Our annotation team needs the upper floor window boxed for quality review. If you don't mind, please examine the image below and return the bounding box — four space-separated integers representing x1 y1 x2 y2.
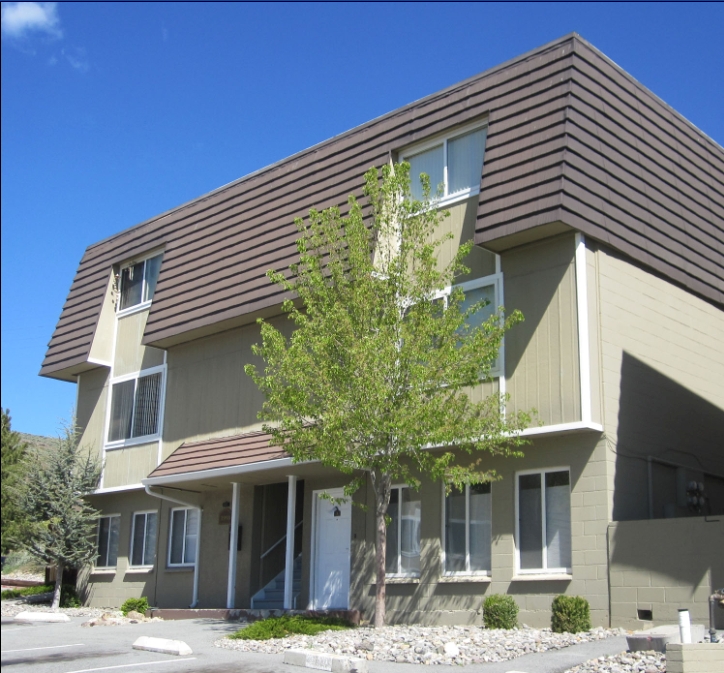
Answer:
106 365 166 447
435 272 503 377
401 122 488 205
117 253 163 313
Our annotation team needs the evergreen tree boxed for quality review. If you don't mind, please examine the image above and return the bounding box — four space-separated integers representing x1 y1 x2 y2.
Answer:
1 408 28 554
11 425 101 609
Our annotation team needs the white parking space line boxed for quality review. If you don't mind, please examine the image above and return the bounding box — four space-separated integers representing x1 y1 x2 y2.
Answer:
2 643 85 654
66 659 197 673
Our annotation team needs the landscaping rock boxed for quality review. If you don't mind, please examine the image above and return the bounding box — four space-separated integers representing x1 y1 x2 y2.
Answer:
217 624 626 666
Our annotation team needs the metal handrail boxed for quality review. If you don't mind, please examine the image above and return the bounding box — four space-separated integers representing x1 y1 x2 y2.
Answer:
260 520 303 560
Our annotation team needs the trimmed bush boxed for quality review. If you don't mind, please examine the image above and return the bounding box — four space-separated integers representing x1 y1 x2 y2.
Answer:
121 596 150 616
230 615 353 640
483 594 518 629
1 584 53 599
551 595 591 633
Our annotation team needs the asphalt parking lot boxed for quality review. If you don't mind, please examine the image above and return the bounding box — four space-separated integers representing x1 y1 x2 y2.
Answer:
0 616 284 673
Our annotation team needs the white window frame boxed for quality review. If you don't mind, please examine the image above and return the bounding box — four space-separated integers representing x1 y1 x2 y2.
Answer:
95 514 121 569
514 467 572 575
434 272 504 378
116 250 163 317
386 484 421 578
167 507 199 568
399 119 488 209
130 510 158 569
441 482 492 576
104 363 166 450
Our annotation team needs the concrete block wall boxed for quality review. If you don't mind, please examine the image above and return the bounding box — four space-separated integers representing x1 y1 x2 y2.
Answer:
608 518 724 629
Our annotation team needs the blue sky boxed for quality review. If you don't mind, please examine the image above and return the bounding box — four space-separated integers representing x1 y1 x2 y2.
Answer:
2 2 723 437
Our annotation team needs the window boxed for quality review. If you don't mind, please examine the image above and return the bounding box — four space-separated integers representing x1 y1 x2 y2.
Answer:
401 123 488 204
117 253 163 312
385 486 421 576
516 469 571 573
96 515 120 568
435 273 503 377
168 508 199 567
130 511 158 567
107 365 165 445
444 482 491 574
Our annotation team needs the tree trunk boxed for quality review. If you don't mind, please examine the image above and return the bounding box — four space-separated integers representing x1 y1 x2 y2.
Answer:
373 473 392 628
51 561 63 611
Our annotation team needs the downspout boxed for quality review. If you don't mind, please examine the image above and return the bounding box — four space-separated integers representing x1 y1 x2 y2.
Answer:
144 485 203 608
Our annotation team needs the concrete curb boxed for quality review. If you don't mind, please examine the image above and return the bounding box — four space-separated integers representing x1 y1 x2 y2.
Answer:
14 611 70 623
132 636 193 656
627 624 706 653
284 648 368 672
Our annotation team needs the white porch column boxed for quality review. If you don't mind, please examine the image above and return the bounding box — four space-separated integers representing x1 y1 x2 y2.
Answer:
283 475 297 609
226 482 241 609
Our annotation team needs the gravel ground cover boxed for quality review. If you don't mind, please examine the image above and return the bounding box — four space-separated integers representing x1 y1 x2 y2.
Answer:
1 599 121 619
217 624 626 666
563 651 666 673
1 572 46 582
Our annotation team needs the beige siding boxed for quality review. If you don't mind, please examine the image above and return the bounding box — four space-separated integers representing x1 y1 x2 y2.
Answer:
437 196 497 282
161 315 294 459
88 275 116 365
586 243 603 426
503 234 581 426
76 367 109 462
113 310 165 377
596 246 724 521
103 443 158 488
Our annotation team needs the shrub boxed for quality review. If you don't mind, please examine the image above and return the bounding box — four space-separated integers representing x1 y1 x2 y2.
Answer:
483 594 519 629
230 615 353 640
1 584 53 599
551 595 591 633
60 584 81 608
121 596 150 616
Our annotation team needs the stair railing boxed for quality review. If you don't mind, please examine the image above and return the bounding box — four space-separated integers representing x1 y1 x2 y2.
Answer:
260 520 303 559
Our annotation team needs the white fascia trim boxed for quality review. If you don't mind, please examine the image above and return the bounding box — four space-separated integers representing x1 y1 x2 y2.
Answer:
92 483 146 494
87 357 112 367
143 422 603 489
575 233 592 425
520 421 603 437
142 456 299 486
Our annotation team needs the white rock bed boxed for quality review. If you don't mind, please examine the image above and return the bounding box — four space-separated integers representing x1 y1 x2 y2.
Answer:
216 625 626 666
1 600 122 619
564 651 666 673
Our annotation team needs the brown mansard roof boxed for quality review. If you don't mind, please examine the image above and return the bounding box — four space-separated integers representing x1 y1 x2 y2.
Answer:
146 431 289 480
41 33 724 380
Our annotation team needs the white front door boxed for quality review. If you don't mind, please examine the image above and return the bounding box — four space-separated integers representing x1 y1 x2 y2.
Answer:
312 488 351 609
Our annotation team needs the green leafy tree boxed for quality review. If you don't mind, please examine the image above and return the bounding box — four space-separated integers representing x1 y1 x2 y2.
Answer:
11 425 101 610
246 163 531 627
1 408 28 554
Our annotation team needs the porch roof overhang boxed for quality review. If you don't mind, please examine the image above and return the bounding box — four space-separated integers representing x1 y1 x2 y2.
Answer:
142 430 336 489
